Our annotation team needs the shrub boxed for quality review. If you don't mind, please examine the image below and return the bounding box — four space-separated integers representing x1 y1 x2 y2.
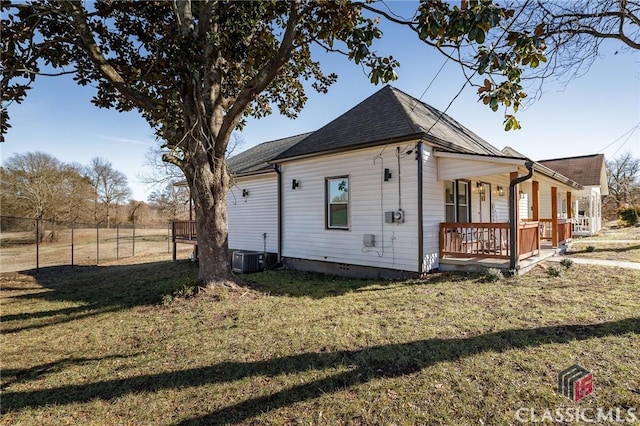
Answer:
617 206 640 226
162 279 200 305
546 265 562 277
559 258 574 269
483 268 504 282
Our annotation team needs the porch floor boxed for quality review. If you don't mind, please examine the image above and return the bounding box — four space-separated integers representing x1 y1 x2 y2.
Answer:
438 246 561 275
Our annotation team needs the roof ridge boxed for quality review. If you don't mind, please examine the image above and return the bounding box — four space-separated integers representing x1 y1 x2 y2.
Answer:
538 153 604 162
386 86 427 135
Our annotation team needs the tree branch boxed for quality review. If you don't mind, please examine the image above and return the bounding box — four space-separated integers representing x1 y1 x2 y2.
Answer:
216 1 301 156
59 1 160 112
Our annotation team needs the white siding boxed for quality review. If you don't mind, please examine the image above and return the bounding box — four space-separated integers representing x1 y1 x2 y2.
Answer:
421 147 442 271
227 173 278 253
281 144 420 272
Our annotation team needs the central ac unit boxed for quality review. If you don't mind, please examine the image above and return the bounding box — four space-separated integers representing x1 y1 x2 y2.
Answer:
232 251 263 273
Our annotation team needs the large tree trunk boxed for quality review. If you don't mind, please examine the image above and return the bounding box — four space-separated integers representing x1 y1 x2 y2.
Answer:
190 150 235 287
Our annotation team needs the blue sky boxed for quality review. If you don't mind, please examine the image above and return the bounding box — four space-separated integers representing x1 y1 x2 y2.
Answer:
2 5 639 201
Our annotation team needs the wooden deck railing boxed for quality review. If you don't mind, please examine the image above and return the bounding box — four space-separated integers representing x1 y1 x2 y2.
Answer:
172 220 197 242
440 222 509 259
530 218 572 246
439 222 540 260
558 219 572 244
518 221 540 260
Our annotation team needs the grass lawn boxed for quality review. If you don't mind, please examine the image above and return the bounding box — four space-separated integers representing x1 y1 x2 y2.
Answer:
565 242 640 263
1 261 639 425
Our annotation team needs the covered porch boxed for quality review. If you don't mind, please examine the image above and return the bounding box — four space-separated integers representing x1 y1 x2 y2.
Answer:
571 189 603 236
434 151 582 274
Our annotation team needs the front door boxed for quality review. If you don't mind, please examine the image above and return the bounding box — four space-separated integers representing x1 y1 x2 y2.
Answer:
478 182 491 222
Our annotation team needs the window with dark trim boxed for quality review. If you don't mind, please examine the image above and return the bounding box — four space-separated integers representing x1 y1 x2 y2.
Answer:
326 176 349 229
444 180 470 222
445 181 455 222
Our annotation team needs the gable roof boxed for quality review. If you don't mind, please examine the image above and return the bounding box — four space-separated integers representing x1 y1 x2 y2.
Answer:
537 154 606 187
274 85 504 161
227 132 312 175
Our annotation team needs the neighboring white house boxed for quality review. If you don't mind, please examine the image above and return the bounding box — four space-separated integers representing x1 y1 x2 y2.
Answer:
175 85 588 277
537 154 608 236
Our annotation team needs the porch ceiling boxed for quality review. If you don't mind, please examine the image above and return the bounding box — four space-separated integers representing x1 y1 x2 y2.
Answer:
433 151 583 191
436 155 520 181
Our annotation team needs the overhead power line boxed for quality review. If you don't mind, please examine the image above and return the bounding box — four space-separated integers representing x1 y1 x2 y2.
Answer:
597 122 640 153
610 125 640 157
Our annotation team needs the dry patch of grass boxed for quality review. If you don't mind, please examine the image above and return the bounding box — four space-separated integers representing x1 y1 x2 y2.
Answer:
577 225 640 242
1 263 639 425
566 243 640 263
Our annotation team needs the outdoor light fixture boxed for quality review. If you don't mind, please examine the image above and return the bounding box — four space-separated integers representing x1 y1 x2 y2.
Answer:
384 168 392 181
497 186 504 196
242 189 249 198
292 179 300 190
520 190 526 199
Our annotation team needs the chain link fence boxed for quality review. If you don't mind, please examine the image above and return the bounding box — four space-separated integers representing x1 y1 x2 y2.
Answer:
1 216 176 273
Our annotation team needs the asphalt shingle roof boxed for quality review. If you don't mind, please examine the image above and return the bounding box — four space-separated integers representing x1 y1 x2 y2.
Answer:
274 85 504 160
538 154 605 186
227 132 312 174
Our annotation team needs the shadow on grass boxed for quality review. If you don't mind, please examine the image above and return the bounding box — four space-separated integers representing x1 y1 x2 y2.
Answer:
0 261 199 333
1 353 138 391
243 270 482 299
2 317 638 423
568 244 640 255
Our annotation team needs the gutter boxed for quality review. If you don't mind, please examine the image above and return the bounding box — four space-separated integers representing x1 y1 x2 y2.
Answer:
275 164 283 263
417 141 424 274
509 160 534 271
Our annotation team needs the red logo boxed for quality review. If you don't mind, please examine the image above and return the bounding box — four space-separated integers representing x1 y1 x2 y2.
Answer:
559 365 593 401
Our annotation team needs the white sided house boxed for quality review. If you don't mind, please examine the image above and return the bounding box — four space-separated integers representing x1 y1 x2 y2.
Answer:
537 155 608 236
173 86 591 277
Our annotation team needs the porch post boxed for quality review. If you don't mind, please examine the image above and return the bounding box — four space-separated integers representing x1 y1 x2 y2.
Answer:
551 186 558 247
566 191 573 239
532 180 539 221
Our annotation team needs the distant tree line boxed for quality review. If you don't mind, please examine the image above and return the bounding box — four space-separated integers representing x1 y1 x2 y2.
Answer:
604 152 640 224
1 152 191 232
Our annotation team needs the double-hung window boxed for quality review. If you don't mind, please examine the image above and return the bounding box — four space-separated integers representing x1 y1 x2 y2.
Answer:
444 180 470 222
326 176 349 229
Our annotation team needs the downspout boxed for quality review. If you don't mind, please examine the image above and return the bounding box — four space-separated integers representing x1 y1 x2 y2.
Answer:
509 160 534 271
417 141 424 274
275 164 283 263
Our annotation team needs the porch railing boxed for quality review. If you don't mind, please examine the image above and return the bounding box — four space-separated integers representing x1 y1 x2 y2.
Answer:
172 220 197 242
439 222 540 260
518 221 540 260
558 219 572 244
532 218 572 246
572 217 591 234
537 218 553 241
